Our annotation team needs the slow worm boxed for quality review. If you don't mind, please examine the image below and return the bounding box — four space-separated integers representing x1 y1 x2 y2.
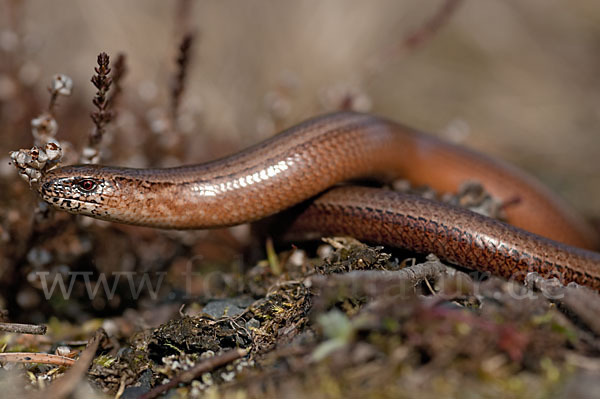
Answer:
37 112 600 289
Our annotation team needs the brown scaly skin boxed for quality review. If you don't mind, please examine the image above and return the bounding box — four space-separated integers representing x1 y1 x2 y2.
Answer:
290 186 600 290
38 112 600 289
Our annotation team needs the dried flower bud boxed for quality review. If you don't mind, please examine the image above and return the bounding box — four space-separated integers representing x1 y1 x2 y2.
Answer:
10 140 63 185
45 141 62 161
37 150 48 163
9 151 21 163
80 147 100 164
31 113 58 142
24 167 41 182
28 157 46 170
21 152 32 166
51 74 73 96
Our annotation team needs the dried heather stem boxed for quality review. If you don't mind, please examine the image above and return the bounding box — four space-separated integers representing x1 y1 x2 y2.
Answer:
89 52 113 146
47 74 73 116
366 0 464 77
403 0 463 50
82 52 117 164
170 32 196 126
10 74 69 185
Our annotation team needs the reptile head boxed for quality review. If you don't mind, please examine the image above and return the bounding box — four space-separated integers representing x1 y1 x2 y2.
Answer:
38 165 116 218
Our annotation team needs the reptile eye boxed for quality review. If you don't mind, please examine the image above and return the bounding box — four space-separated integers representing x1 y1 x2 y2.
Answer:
77 179 97 192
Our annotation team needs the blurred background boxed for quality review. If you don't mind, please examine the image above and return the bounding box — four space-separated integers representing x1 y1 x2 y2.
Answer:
1 0 599 217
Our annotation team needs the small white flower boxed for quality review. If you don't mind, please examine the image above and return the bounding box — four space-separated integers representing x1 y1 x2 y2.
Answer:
31 113 58 138
51 74 73 96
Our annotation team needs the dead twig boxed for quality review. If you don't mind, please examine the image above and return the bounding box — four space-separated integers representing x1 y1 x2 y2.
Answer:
308 256 450 311
26 329 107 399
0 352 74 367
308 256 449 299
367 0 464 77
0 322 47 335
137 348 248 399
